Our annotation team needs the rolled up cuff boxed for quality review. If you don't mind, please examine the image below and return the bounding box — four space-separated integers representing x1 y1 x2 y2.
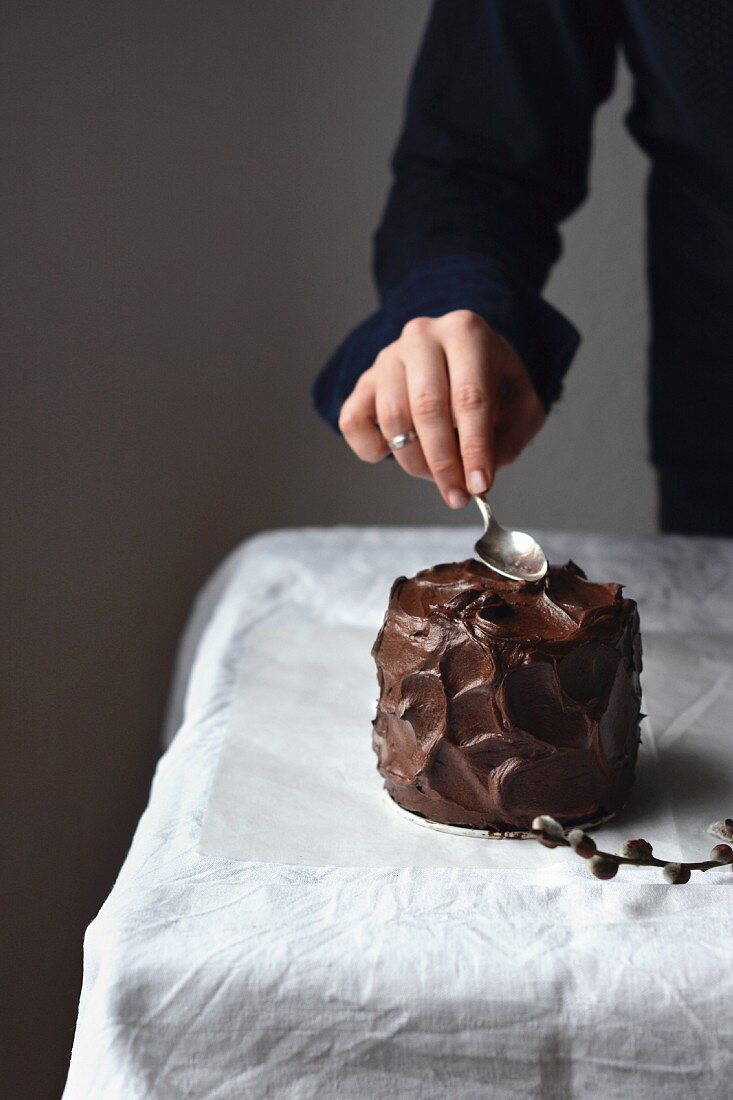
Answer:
312 253 580 432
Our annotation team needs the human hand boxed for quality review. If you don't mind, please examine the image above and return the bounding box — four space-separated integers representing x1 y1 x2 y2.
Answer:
338 310 547 508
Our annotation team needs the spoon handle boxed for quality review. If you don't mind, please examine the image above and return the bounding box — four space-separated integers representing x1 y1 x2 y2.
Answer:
473 493 492 531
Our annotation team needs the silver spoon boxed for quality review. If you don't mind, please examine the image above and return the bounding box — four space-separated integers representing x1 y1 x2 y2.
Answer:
473 495 548 583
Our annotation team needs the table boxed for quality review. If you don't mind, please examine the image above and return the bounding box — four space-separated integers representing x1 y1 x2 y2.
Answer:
64 528 733 1100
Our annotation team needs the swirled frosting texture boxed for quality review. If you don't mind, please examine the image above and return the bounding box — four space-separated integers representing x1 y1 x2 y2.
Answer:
372 560 642 832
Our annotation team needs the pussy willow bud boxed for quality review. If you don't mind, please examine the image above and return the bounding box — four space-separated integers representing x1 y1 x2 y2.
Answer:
710 843 733 865
662 862 691 885
568 829 596 858
619 838 654 860
587 855 618 880
531 815 563 838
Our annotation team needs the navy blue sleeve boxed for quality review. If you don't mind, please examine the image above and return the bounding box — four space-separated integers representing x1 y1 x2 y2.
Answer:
313 0 619 430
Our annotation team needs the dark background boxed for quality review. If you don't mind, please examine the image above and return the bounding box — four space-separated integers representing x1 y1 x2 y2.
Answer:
1 3 651 1095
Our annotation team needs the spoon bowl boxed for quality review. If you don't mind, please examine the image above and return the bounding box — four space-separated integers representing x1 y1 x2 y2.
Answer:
473 495 548 584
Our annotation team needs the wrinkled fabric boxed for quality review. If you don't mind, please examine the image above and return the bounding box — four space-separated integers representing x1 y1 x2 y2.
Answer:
65 528 733 1100
199 612 729 873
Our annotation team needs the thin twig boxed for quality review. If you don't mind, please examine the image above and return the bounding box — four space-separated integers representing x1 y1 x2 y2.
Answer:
530 815 733 883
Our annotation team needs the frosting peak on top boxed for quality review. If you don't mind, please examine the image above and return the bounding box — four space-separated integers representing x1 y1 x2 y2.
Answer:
390 559 628 645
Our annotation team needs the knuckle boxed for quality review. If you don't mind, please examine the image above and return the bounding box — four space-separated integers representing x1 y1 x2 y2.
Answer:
338 404 362 436
396 455 424 478
377 401 406 428
443 309 485 333
355 436 386 463
353 368 374 392
411 390 445 421
430 455 460 478
460 440 490 462
453 382 488 412
401 315 432 340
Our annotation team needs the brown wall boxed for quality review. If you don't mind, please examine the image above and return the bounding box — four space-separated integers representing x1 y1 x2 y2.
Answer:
1 3 651 1096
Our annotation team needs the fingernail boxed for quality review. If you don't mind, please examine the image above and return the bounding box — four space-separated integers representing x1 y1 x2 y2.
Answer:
468 469 489 495
448 489 469 509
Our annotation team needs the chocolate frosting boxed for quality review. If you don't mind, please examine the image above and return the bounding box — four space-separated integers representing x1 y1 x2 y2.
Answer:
372 559 642 832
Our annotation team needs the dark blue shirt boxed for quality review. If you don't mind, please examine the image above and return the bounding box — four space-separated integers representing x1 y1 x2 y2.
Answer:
312 1 733 469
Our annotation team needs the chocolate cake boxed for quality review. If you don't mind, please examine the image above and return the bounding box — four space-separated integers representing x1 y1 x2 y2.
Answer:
372 559 642 835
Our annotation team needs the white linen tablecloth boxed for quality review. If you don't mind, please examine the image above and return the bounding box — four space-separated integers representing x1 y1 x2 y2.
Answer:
65 527 733 1100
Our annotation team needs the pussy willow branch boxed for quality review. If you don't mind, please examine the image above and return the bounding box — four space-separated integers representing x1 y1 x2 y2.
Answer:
531 815 733 883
